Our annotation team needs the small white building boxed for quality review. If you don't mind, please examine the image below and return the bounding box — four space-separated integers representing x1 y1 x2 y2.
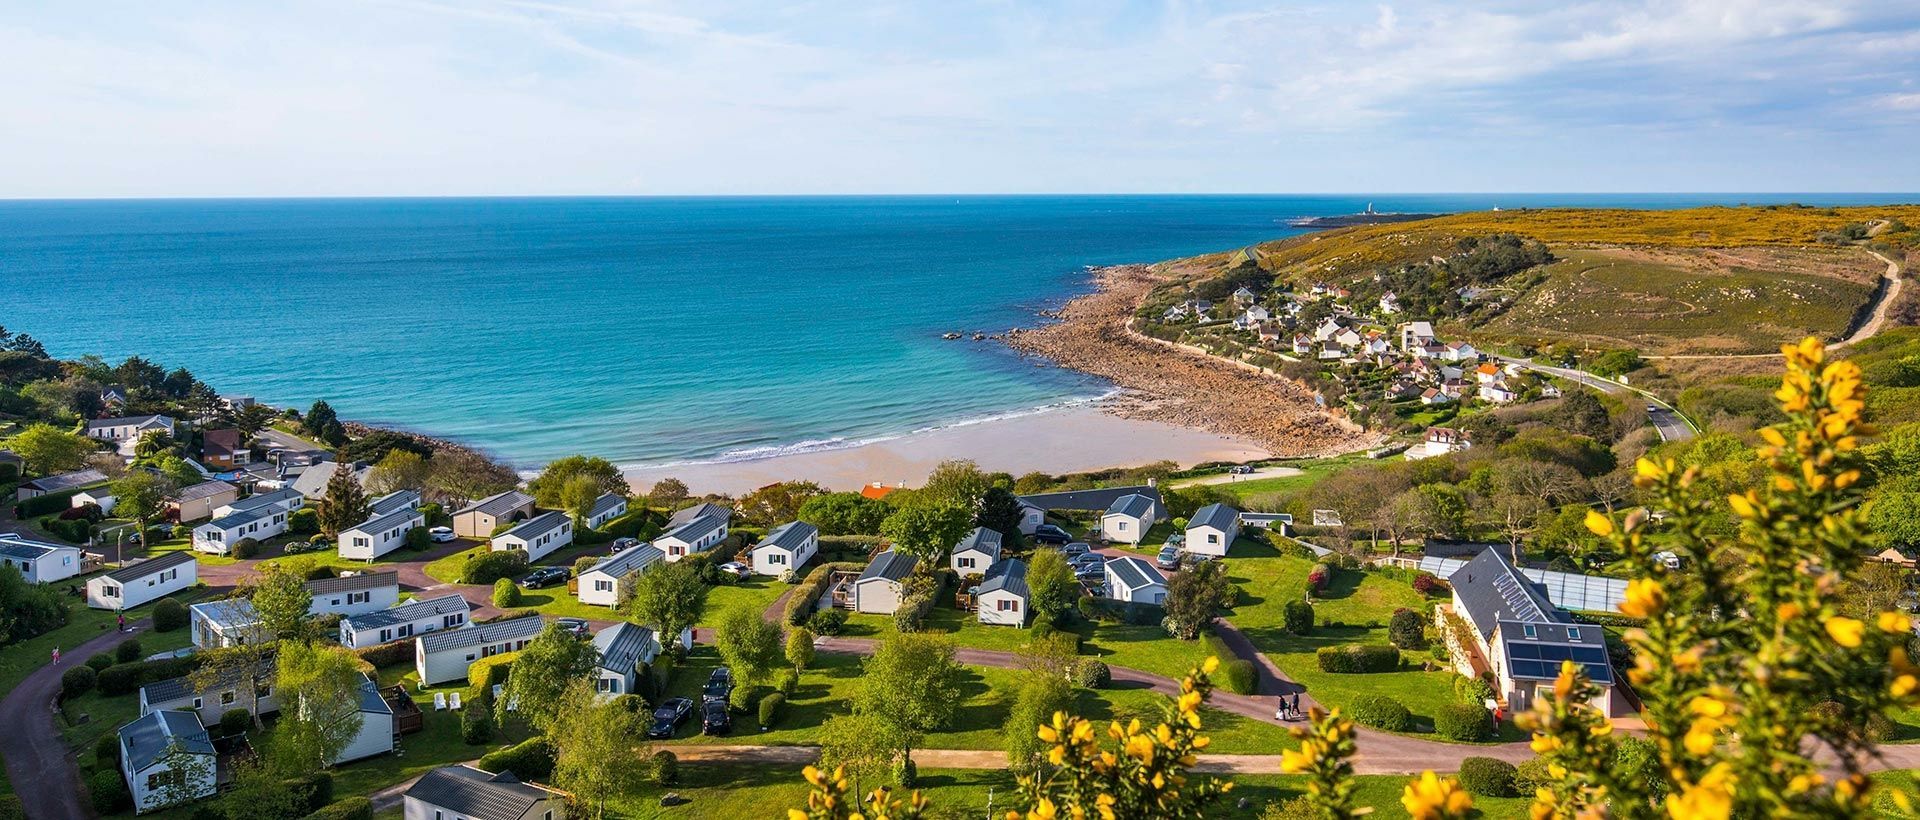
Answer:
1183 503 1241 558
950 527 1003 576
491 511 573 563
656 502 732 562
0 535 85 584
750 520 818 577
1104 556 1168 605
71 488 118 515
139 658 279 724
307 571 402 617
576 544 664 607
583 493 629 530
403 765 566 820
338 504 427 562
415 615 546 687
853 550 917 615
327 675 397 765
88 552 196 611
591 622 662 697
189 598 269 649
191 489 305 555
87 415 178 457
1441 341 1479 362
975 558 1029 627
1100 494 1158 545
339 594 471 650
1408 427 1473 460
119 710 216 813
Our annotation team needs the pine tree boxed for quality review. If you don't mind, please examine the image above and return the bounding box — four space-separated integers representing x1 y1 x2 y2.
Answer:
316 462 370 538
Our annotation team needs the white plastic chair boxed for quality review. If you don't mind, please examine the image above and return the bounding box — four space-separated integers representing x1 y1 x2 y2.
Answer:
433 693 447 711
493 684 506 702
449 691 462 711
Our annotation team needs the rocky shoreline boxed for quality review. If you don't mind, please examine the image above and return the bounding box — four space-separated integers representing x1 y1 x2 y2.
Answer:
1004 264 1373 456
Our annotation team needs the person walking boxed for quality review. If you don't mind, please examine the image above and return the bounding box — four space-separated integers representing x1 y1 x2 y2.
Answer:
117 612 126 633
1275 697 1287 722
50 645 60 665
1290 692 1302 720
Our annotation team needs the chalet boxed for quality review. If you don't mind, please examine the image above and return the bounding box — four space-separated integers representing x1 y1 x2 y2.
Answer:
1161 303 1189 322
1100 493 1158 545
172 480 240 523
1445 549 1617 717
591 622 662 697
1313 317 1345 342
1292 335 1315 356
1104 556 1168 605
975 558 1029 627
1384 381 1423 401
576 544 664 607
139 659 278 724
1440 379 1467 400
415 615 545 687
950 527 1003 576
1018 485 1166 534
1183 503 1241 557
451 490 536 538
87 415 178 456
1362 331 1394 357
193 500 296 555
307 571 402 617
87 552 196 611
656 502 731 562
368 490 421 517
189 599 269 649
853 550 917 615
1416 341 1448 360
119 710 216 813
750 521 818 577
491 511 573 563
0 535 84 584
1481 381 1520 404
14 468 107 501
1419 388 1452 406
339 502 427 562
403 765 566 820
1333 327 1364 349
1408 427 1473 460
1257 323 1283 344
1441 341 1479 362
325 674 398 764
1232 286 1257 305
339 594 470 650
583 493 629 530
200 429 249 469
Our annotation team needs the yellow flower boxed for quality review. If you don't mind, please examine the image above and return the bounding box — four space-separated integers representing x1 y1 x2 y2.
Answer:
1892 673 1918 699
1619 578 1665 618
1726 492 1759 519
1665 765 1735 820
1202 656 1220 675
1401 771 1473 819
1583 509 1614 537
1826 617 1866 648
1777 602 1803 621
1880 611 1912 634
1280 749 1312 774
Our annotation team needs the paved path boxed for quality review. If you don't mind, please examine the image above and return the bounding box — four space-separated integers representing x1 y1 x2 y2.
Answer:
1172 466 1305 488
0 617 156 820
1494 356 1696 442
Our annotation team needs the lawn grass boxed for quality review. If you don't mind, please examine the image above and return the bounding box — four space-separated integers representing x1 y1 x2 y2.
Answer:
0 584 208 692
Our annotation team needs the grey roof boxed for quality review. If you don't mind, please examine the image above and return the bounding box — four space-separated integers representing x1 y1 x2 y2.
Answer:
456 490 535 518
417 615 546 655
1414 556 1627 613
1446 549 1563 639
954 527 1003 557
666 502 731 529
1104 493 1157 519
141 658 274 706
859 550 917 584
1018 485 1165 518
0 536 78 562
119 710 213 772
1422 538 1501 560
306 570 399 596
356 674 393 715
1188 503 1240 532
344 594 471 632
1497 621 1613 685
585 544 664 579
977 559 1028 598
661 502 730 542
87 414 173 431
346 505 425 537
369 490 421 517
188 598 259 631
0 449 22 464
175 479 238 503
757 521 817 552
405 765 558 820
226 488 303 514
498 510 568 542
21 468 108 493
587 493 628 519
593 622 657 674
103 550 195 583
205 505 273 532
1105 556 1165 591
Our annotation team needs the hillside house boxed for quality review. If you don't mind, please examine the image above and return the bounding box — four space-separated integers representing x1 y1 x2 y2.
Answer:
1408 427 1473 460
87 415 178 456
200 429 249 469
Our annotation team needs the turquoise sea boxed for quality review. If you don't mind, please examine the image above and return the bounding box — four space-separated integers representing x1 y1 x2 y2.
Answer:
1 194 1912 469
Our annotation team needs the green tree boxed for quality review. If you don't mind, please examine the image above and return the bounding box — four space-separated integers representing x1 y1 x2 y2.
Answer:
145 454 203 488
627 560 707 660
1163 558 1231 640
559 474 603 522
817 712 895 791
918 459 993 507
1554 388 1615 441
550 680 653 819
498 623 599 733
425 447 520 505
853 633 963 768
976 487 1024 545
715 606 784 686
146 745 216 811
1005 674 1074 770
528 455 624 508
315 462 370 538
4 423 94 474
133 430 174 459
879 503 974 562
251 562 315 642
786 626 816 673
1025 549 1077 626
109 470 174 539
648 477 690 509
739 480 825 528
1397 483 1468 539
274 642 367 768
303 400 343 444
233 403 277 437
365 449 429 495
1869 491 1920 551
796 492 891 535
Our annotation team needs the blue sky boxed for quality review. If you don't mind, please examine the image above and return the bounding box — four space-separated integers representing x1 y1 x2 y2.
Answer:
3 0 1918 196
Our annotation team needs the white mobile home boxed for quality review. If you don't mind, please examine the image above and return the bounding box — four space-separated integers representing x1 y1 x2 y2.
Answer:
338 505 426 561
975 559 1029 627
88 552 196 611
327 675 396 764
403 765 566 820
1100 494 1159 545
853 550 917 615
0 535 84 584
119 710 216 814
139 659 279 724
306 571 402 617
189 599 269 649
491 511 573 563
1104 556 1168 605
339 594 471 650
584 493 629 530
656 502 732 561
1183 503 1241 558
576 544 664 607
950 527 1002 576
592 622 662 697
750 521 818 577
191 489 304 555
414 615 547 687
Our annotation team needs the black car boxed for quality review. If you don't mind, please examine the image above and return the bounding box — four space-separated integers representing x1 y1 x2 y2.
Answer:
703 667 733 702
1032 524 1072 545
554 618 590 638
646 697 694 739
702 699 732 735
518 566 569 589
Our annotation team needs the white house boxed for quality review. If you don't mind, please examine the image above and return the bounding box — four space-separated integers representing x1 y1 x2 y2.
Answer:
139 658 279 724
1240 512 1293 535
338 504 427 561
491 511 573 563
1408 427 1473 460
189 598 269 649
1441 341 1479 362
88 552 196 611
307 571 402 617
288 460 370 503
1183 503 1241 558
328 675 397 764
584 493 629 530
1445 549 1618 717
1104 556 1168 605
656 502 732 562
750 521 818 577
403 765 566 820
950 527 1003 576
592 622 662 697
1018 486 1166 536
575 544 664 607
452 490 536 538
191 489 305 555
975 559 1029 627
368 489 421 517
0 535 84 584
339 594 471 650
1398 321 1436 351
72 488 118 515
1100 494 1158 545
119 710 216 813
415 615 546 687
87 415 178 457
1481 381 1520 404
853 550 917 615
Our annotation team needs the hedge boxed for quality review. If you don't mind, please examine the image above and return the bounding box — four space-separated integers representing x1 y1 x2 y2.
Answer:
16 487 88 518
42 517 91 543
1433 703 1493 741
1072 659 1111 689
785 562 866 625
86 654 114 671
303 797 373 820
86 770 130 814
233 537 261 559
477 736 555 781
288 508 319 534
463 549 529 584
60 665 97 699
651 750 679 786
1218 659 1257 695
893 590 938 633
758 692 786 728
807 608 847 636
1570 611 1648 629
1315 644 1401 674
97 654 203 696
602 508 660 540
467 652 519 690
1387 608 1426 649
1451 674 1495 705
1349 694 1413 732
461 699 494 745
286 772 334 814
1456 757 1517 797
353 639 415 670
152 598 189 632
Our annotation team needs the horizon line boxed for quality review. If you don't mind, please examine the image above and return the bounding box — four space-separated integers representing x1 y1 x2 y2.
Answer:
3 191 1920 204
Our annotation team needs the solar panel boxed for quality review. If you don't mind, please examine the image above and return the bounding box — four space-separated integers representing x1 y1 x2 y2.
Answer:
1416 556 1627 613
1571 647 1608 663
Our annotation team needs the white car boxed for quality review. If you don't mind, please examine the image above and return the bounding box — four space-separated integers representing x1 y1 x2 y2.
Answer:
718 561 751 579
428 526 456 543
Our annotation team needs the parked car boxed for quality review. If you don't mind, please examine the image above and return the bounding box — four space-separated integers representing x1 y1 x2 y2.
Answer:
703 667 734 703
1156 545 1182 570
702 699 732 735
518 566 569 589
1070 553 1105 570
1074 564 1105 582
647 698 694 739
610 537 639 554
1032 524 1073 545
1647 404 1660 413
428 526 456 543
718 561 751 579
1228 465 1256 475
555 618 590 638
1062 542 1091 559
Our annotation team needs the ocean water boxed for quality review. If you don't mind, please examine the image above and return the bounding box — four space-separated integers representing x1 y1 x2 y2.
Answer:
1 193 1911 469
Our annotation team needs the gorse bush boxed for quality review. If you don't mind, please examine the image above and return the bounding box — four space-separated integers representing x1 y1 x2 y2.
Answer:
1348 694 1413 732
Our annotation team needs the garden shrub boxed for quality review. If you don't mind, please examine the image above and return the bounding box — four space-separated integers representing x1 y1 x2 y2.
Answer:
233 537 261 559
404 526 431 550
1314 644 1401 673
1306 562 1331 594
467 652 518 689
353 639 415 669
86 653 114 671
219 708 253 737
1282 599 1314 635
43 517 91 542
460 699 494 745
730 684 769 713
94 734 120 767
305 565 338 581
1456 757 1517 797
893 591 937 633
477 736 555 781
58 503 100 521
152 598 188 632
758 692 786 728
1512 756 1553 795
893 756 917 788
650 750 679 786
1433 703 1493 741
288 508 319 534
115 637 143 663
807 608 848 636
492 577 521 608
1451 673 1495 705
1348 694 1413 732
60 665 96 699
15 487 86 518
463 549 529 584
779 669 799 696
87 770 130 814
286 772 334 813
1072 659 1111 689
1219 659 1257 695
572 556 601 577
1387 608 1425 650
303 797 373 820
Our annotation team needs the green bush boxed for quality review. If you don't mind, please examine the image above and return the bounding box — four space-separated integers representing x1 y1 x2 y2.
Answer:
302 797 373 820
463 549 529 584
1513 756 1553 796
1348 695 1413 732
16 487 86 518
405 526 431 550
353 639 415 669
467 652 518 690
94 654 201 696
115 637 143 663
492 577 521 608
1219 659 1258 695
288 508 319 534
1433 703 1493 741
1282 599 1314 635
758 692 786 728
233 537 261 559
1314 644 1401 673
219 708 253 737
1387 608 1426 650
778 668 800 696
650 750 679 786
807 608 848 636
286 772 334 814
460 699 494 745
95 734 120 768
87 770 130 814
152 598 188 632
1072 659 1112 689
1456 757 1517 797
419 502 446 525
477 736 555 780
86 653 114 671
894 756 917 789
60 665 97 699
42 517 91 542
785 562 866 625
1451 674 1495 705
893 591 937 633
731 684 769 713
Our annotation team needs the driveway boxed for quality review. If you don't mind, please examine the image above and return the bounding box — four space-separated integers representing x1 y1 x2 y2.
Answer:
1174 466 1305 488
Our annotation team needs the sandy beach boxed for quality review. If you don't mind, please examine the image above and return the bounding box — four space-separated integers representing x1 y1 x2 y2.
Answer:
623 405 1270 496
